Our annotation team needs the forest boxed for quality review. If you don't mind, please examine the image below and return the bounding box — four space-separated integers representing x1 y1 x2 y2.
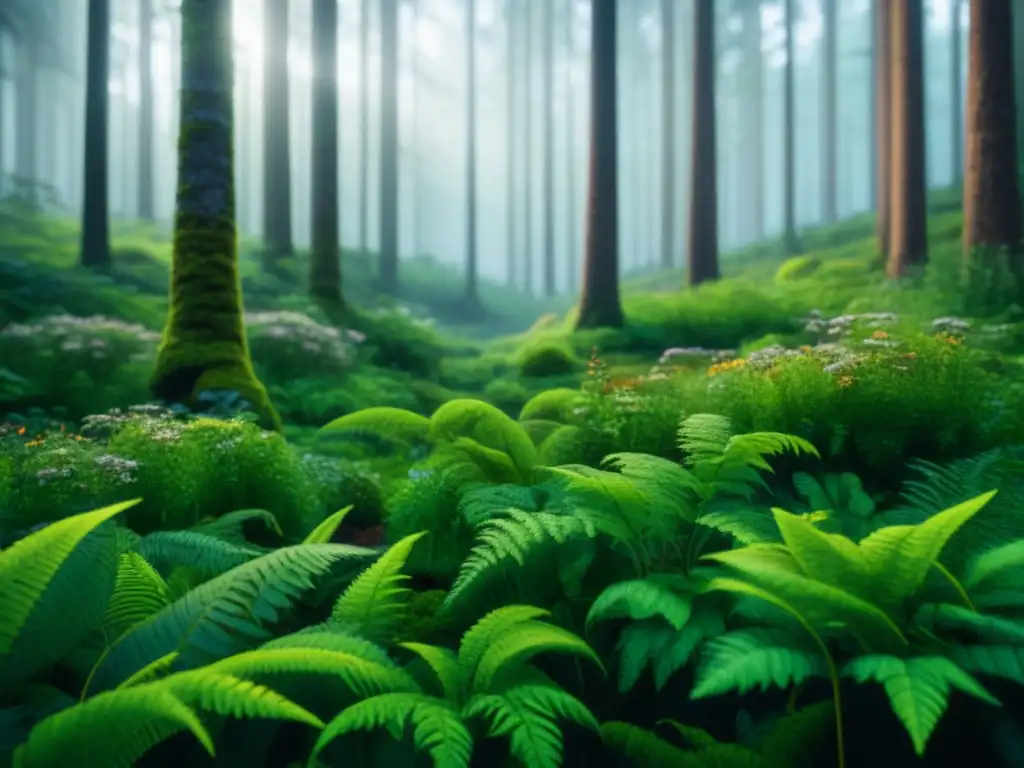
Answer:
2 0 1024 766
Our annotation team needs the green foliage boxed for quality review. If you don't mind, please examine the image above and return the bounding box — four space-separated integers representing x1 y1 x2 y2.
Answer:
518 388 586 424
775 255 822 283
516 338 581 378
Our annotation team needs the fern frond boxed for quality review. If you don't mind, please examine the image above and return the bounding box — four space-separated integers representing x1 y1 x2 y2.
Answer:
447 510 597 607
691 629 828 699
314 693 473 768
947 644 1024 686
303 506 353 544
842 654 999 756
102 553 171 640
137 530 265 578
458 605 551 696
12 685 213 768
191 509 283 544
601 452 702 522
88 543 376 692
586 575 695 631
601 721 763 767
331 532 427 643
0 500 139 655
401 643 461 702
697 504 783 545
678 414 734 465
262 624 397 667
962 539 1024 607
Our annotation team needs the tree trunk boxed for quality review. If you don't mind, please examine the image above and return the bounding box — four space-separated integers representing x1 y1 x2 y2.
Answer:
15 44 37 208
575 0 623 329
465 0 479 301
309 0 342 307
887 0 928 277
686 0 719 286
262 0 293 263
379 0 400 291
80 0 111 268
506 0 518 287
782 0 798 254
542 0 555 296
659 0 675 269
523 1 534 294
962 0 1022 266
821 0 838 224
411 0 421 257
744 0 765 242
874 0 892 256
359 0 370 255
138 0 155 221
153 0 279 431
950 0 962 185
565 0 578 294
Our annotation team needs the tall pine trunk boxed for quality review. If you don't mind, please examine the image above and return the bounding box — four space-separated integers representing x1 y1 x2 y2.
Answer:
262 0 293 263
950 0 962 185
15 45 37 208
523 1 534 294
465 0 479 302
659 0 675 269
744 0 765 241
565 0 578 293
542 0 555 296
80 0 111 268
821 0 838 224
575 0 623 329
309 0 342 307
137 0 155 221
962 0 1022 267
782 0 798 254
874 0 892 256
686 0 718 286
887 0 928 277
379 0 400 291
359 0 370 255
154 0 279 431
506 0 518 287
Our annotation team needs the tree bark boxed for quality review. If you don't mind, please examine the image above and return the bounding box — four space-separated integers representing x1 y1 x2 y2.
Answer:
359 0 370 255
887 0 928 277
575 0 623 329
379 0 400 291
686 0 719 286
262 0 293 262
542 0 555 296
821 0 838 224
874 0 892 256
950 0 963 185
523 1 534 294
15 44 37 208
506 0 518 287
744 0 765 242
80 0 111 268
138 0 155 221
309 0 342 307
465 0 479 301
660 0 675 268
962 0 1022 265
565 0 578 293
154 0 279 431
782 0 798 254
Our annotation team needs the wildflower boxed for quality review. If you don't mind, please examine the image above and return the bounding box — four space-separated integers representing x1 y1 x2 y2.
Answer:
872 330 888 340
838 375 854 388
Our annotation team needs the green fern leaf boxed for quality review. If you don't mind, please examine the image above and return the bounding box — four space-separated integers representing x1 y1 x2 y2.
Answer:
262 624 397 667
315 692 473 768
0 499 139 655
458 605 551 696
331 532 426 643
89 543 375 691
771 508 873 598
191 509 283 544
102 553 171 641
303 506 353 544
601 720 763 767
401 643 461 702
137 530 265 577
12 685 213 768
962 539 1024 597
858 490 997 610
471 620 603 693
678 413 734 464
587 576 695 630
842 654 999 755
691 629 828 699
914 603 1024 644
602 452 702 522
697 506 783 545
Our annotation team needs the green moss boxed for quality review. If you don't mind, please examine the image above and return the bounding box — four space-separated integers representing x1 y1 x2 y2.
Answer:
518 387 585 423
516 338 581 377
775 255 822 283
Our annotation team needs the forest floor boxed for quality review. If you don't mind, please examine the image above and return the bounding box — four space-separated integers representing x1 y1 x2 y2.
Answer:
4 188 1024 766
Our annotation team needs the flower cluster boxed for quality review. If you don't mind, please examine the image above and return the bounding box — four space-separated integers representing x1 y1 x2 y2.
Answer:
803 309 898 340
708 357 747 377
80 404 182 441
246 311 365 378
0 314 159 365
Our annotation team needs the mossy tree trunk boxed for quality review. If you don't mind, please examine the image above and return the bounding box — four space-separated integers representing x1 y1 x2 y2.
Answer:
465 0 479 303
309 0 343 309
962 0 1022 267
379 0 400 293
153 0 280 432
659 0 675 269
80 0 111 269
137 0 154 222
574 0 623 330
686 0 719 287
874 0 892 256
262 0 293 265
782 0 799 255
886 0 928 278
541 0 556 298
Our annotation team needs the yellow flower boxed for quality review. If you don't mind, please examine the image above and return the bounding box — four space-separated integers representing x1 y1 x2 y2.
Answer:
872 330 888 340
838 375 854 388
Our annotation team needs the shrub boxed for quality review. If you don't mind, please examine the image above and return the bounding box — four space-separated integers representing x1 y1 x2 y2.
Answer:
482 377 531 414
355 305 444 376
246 311 364 383
516 337 581 377
518 387 586 423
775 254 821 282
